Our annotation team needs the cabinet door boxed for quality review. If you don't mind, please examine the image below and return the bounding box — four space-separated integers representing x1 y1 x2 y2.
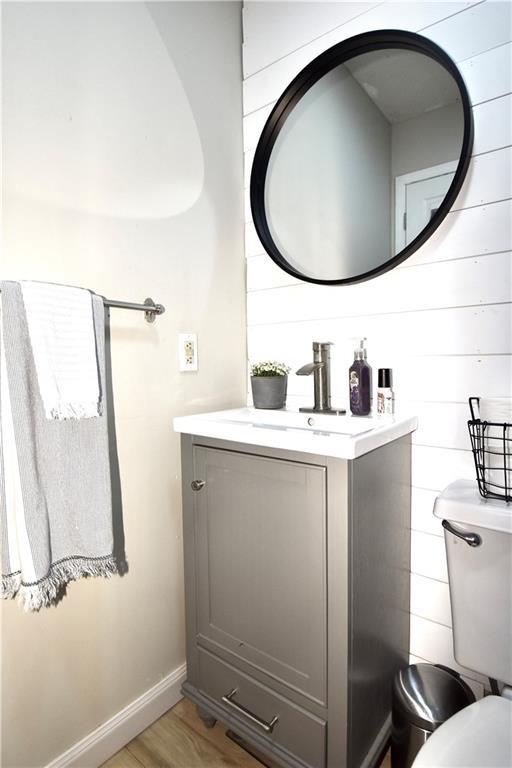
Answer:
193 446 327 705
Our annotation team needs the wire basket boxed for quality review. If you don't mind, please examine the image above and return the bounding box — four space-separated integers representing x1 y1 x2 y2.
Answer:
468 397 511 502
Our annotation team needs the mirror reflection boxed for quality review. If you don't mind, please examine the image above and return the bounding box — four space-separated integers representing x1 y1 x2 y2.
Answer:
263 48 466 282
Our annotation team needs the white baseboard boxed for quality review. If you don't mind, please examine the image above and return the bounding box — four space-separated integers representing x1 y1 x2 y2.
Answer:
45 662 187 768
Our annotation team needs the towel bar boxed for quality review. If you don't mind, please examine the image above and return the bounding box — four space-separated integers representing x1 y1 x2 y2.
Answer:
103 297 165 323
0 287 165 324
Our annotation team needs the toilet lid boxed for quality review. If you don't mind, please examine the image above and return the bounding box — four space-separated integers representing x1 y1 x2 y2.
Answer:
412 696 512 768
433 479 512 534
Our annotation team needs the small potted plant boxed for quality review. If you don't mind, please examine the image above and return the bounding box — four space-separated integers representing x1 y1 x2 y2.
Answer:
250 360 290 410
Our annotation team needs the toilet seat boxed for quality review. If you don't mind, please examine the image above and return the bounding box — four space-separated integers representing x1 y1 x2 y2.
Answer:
412 696 512 768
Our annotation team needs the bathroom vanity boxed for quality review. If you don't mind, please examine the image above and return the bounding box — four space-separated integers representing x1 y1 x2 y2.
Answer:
174 409 417 768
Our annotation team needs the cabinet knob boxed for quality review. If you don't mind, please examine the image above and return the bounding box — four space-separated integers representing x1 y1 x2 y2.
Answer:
191 480 205 491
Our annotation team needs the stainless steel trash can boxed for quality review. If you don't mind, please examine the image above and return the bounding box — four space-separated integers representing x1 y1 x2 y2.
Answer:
391 663 476 768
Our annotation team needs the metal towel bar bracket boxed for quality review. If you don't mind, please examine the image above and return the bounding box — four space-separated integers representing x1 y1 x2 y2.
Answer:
103 297 165 324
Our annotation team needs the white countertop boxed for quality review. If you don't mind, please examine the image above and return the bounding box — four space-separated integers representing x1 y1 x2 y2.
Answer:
173 407 417 460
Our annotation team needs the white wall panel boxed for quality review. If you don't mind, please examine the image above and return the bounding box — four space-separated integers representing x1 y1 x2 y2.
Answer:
426 0 511 61
453 146 512 209
411 530 449 581
412 446 476 490
245 220 262 258
399 356 511 402
242 1 379 77
473 94 512 155
244 186 250 224
244 147 255 187
247 251 511 324
411 573 452 627
247 305 511 361
411 402 473 450
243 103 272 150
459 42 512 104
247 253 299 289
242 0 512 681
411 488 444 536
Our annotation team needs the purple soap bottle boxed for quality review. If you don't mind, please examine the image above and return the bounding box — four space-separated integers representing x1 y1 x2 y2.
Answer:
349 339 372 416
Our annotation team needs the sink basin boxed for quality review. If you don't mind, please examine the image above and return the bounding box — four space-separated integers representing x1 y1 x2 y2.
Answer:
202 408 377 434
174 407 417 459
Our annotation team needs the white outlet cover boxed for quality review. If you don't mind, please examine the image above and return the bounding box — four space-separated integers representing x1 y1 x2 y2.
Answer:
179 333 198 371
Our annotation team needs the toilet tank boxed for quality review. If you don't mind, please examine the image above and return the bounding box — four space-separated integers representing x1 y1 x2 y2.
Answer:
434 480 512 685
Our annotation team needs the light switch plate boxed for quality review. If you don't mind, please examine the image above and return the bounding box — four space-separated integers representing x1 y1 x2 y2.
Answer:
179 333 198 371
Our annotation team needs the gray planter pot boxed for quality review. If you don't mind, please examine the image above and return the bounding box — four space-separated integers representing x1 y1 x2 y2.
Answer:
251 375 288 410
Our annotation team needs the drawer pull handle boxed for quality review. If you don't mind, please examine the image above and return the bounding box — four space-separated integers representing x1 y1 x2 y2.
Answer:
191 480 205 491
221 688 279 733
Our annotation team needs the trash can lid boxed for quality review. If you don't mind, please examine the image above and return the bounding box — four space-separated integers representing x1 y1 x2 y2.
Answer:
393 664 476 731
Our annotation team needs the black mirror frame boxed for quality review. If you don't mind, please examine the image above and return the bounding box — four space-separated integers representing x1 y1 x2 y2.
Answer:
250 29 474 286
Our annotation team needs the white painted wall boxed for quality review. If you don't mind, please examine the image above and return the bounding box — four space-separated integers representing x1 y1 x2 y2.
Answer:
243 0 512 697
1 3 245 766
392 102 464 178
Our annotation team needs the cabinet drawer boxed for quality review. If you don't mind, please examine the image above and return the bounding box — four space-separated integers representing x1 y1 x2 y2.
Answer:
198 648 326 768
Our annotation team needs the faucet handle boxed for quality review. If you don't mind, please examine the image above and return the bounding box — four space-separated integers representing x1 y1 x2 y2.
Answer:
296 362 325 376
312 341 333 350
312 341 333 364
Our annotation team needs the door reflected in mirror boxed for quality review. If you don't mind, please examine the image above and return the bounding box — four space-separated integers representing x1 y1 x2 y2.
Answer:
251 33 473 285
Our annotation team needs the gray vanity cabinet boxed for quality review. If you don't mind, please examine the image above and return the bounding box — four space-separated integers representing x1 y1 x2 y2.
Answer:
180 434 411 768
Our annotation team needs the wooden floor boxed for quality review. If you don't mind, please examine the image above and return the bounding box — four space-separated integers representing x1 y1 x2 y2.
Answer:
102 697 392 768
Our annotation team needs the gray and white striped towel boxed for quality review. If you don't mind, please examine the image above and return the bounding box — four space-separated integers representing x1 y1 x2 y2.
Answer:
0 281 117 611
20 280 101 420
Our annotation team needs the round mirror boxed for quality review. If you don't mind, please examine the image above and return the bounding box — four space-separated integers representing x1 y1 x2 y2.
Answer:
250 31 473 285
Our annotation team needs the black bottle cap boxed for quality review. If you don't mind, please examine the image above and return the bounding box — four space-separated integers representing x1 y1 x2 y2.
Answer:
378 368 392 388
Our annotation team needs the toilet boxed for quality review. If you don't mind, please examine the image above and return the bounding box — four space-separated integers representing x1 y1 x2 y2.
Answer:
412 479 512 767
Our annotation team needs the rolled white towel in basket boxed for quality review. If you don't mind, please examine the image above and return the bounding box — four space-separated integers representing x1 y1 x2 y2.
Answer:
480 398 512 423
478 398 512 496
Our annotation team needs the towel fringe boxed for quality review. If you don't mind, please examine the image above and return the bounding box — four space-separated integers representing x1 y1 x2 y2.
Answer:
48 398 102 421
1 572 21 599
1 556 117 611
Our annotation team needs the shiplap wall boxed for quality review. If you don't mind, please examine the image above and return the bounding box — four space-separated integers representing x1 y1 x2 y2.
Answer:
242 0 512 696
